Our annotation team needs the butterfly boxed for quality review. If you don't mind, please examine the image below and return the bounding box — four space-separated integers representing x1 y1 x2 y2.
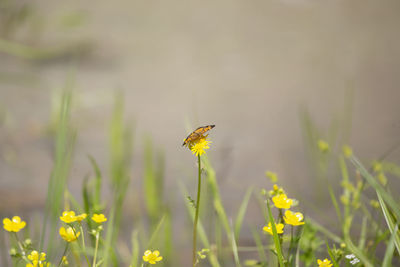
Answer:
182 125 215 146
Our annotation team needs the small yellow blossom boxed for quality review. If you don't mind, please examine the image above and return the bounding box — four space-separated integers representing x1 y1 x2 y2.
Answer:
62 256 69 265
190 136 211 157
76 213 87 222
317 258 333 267
370 200 380 209
26 250 48 267
143 250 163 264
60 211 77 223
342 145 353 158
372 161 382 172
92 213 107 223
283 210 305 226
263 222 284 235
272 193 293 209
3 216 26 232
59 226 80 242
317 140 330 153
265 171 278 183
377 172 387 186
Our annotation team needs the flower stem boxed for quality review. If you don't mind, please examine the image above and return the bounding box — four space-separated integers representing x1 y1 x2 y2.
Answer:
79 224 90 266
192 155 202 267
12 233 30 264
57 243 69 267
92 231 100 267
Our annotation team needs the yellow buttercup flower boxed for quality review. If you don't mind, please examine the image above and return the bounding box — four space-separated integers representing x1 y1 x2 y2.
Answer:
317 258 333 267
263 222 284 235
283 210 305 226
76 213 87 222
143 250 163 264
59 226 80 242
272 193 293 209
60 211 77 223
190 136 211 157
3 216 26 232
92 213 107 223
26 250 48 267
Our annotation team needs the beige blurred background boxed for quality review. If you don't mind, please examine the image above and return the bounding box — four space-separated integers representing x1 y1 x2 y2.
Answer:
1 0 400 262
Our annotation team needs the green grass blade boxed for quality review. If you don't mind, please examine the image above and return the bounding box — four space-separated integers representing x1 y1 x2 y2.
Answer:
357 216 367 250
203 156 241 266
266 200 285 267
104 94 133 267
250 227 268 264
327 185 341 224
350 156 400 219
234 187 253 242
305 218 343 243
146 215 165 249
144 137 164 229
130 230 139 267
88 155 103 209
377 192 400 256
382 224 398 267
40 90 75 258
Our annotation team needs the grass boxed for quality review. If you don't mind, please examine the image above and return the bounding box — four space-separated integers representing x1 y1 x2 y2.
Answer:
1 91 400 266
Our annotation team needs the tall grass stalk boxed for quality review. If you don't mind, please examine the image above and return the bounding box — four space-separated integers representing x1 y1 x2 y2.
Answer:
103 94 133 266
40 90 75 258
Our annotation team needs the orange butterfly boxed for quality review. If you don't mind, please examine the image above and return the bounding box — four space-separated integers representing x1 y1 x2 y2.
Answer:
182 125 215 146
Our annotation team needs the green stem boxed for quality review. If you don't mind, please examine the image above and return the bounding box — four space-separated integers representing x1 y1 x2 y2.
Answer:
57 243 69 267
192 155 202 267
12 233 30 264
79 224 91 266
92 231 100 267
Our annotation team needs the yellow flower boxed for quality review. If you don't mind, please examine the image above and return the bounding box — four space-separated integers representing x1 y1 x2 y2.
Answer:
26 250 48 267
60 211 77 223
76 213 87 222
342 145 352 158
317 258 333 267
143 250 163 264
190 136 211 157
272 193 293 209
263 222 284 235
59 226 80 242
317 140 330 153
92 213 107 223
3 216 26 232
283 210 305 226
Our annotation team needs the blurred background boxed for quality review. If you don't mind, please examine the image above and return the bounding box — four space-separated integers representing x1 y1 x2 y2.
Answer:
1 0 400 265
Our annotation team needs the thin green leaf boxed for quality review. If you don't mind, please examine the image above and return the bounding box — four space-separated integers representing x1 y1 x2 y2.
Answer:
377 192 400 256
357 216 367 250
130 230 139 267
350 156 400 220
266 200 285 267
251 227 268 264
382 225 398 267
234 187 253 242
